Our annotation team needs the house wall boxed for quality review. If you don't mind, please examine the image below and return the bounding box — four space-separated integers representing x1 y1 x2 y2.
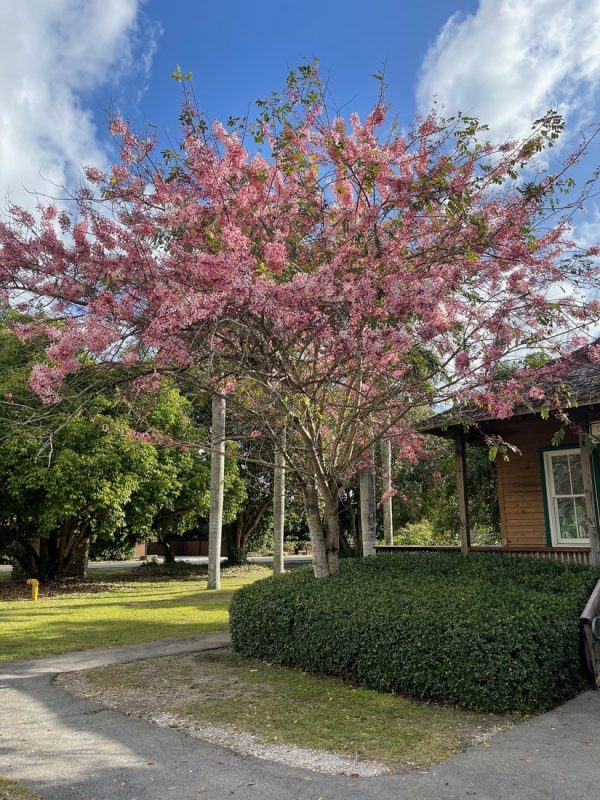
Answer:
490 417 579 548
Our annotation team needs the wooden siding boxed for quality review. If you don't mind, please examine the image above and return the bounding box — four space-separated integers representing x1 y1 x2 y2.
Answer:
491 418 579 548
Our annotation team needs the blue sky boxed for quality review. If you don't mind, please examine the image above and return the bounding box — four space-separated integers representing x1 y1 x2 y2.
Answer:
121 0 479 137
1 0 599 245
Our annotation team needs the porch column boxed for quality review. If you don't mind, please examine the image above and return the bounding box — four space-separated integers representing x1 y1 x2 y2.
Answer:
455 432 471 554
578 430 600 567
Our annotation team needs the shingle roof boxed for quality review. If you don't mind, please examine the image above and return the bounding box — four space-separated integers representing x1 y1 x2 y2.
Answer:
419 343 600 434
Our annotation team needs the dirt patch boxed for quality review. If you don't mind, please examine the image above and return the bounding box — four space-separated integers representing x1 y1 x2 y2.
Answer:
56 652 388 776
0 578 128 601
56 648 512 777
0 564 270 601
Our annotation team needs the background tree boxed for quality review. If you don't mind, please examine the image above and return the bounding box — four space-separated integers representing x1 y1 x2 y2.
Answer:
389 437 500 545
0 318 245 580
380 438 394 545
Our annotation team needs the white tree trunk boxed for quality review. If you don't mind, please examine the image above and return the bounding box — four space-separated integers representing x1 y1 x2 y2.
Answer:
273 428 286 575
380 438 394 545
359 456 377 556
207 394 226 590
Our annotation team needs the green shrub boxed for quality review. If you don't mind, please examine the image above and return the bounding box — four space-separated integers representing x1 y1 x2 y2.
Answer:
230 553 600 713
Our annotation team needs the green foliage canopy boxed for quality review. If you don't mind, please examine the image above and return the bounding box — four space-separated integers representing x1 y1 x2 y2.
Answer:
0 317 245 579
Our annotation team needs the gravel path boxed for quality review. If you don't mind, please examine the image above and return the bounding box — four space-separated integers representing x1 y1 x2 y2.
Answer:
1 635 600 799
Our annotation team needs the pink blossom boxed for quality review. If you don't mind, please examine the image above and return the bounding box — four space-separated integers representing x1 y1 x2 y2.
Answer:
381 488 397 504
263 241 287 274
28 364 63 405
130 373 162 397
109 117 128 136
588 346 600 365
84 166 104 184
455 352 470 373
0 80 596 547
220 377 237 395
128 431 153 442
528 387 546 401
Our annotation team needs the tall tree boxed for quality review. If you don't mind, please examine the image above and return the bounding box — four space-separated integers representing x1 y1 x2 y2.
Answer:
208 394 226 590
1 66 599 576
272 428 286 574
380 438 394 546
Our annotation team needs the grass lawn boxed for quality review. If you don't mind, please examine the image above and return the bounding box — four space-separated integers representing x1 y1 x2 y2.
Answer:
0 776 39 800
58 647 512 773
0 566 269 663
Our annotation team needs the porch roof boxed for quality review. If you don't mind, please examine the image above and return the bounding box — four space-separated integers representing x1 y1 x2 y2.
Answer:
420 343 600 436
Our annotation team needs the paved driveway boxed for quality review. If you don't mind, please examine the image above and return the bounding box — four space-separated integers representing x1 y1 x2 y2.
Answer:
1 636 600 799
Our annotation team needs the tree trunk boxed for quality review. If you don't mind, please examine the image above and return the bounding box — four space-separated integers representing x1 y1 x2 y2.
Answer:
159 534 176 565
380 438 394 545
9 539 40 582
57 520 68 575
302 472 339 578
273 428 286 575
323 491 340 575
455 433 471 555
223 496 271 566
208 394 226 590
349 488 358 551
9 525 90 583
225 516 248 566
304 477 329 578
352 486 363 555
359 457 377 556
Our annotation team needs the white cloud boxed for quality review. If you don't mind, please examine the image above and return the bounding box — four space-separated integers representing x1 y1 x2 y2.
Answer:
574 205 600 249
416 0 600 142
0 0 160 210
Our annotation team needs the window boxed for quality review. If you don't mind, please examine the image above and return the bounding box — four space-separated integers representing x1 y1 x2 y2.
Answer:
543 449 590 545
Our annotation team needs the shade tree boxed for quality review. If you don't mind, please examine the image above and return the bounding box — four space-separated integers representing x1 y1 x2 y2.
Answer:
0 318 245 580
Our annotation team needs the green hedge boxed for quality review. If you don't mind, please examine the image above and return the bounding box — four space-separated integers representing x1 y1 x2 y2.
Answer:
230 553 600 713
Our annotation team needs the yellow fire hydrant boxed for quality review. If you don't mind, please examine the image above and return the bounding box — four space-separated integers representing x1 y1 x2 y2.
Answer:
26 578 39 602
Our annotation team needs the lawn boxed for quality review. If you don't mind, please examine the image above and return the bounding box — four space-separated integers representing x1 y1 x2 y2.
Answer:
57 647 511 774
0 566 269 663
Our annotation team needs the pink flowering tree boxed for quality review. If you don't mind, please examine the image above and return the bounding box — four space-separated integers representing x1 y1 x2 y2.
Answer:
1 65 600 577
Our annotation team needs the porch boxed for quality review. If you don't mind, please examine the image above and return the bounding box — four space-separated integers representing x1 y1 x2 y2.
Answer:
375 544 592 565
418 411 600 567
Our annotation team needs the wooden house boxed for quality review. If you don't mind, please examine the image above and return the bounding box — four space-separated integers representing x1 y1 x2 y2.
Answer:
417 347 600 566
